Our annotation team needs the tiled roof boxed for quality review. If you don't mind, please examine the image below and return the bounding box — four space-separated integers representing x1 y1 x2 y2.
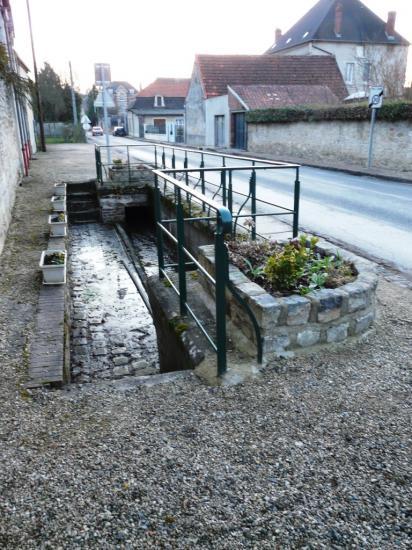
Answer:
266 0 409 54
229 84 339 110
138 78 190 98
196 54 348 99
129 96 185 112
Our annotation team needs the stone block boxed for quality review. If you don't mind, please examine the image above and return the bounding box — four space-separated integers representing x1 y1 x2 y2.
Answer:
248 293 282 329
113 366 129 378
354 311 375 334
297 328 321 347
345 282 370 313
283 295 311 326
113 355 129 366
263 333 291 354
309 289 345 323
327 323 349 343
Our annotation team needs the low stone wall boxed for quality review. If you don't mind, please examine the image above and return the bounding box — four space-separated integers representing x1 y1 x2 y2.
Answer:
247 119 412 172
198 241 378 361
98 167 153 223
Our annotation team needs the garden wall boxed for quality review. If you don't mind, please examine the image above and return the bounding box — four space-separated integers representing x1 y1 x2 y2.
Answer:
247 119 412 172
0 80 22 257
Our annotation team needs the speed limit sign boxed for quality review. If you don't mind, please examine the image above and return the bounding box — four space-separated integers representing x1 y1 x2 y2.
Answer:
368 86 384 109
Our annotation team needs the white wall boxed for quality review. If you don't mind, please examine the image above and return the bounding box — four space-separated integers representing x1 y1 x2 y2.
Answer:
0 79 23 257
205 95 230 147
185 64 206 146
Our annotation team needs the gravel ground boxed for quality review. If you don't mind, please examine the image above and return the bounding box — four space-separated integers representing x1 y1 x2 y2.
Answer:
0 145 411 548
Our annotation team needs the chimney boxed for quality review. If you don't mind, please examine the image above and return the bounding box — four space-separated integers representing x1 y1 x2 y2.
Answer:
275 28 282 44
386 11 396 37
334 2 343 37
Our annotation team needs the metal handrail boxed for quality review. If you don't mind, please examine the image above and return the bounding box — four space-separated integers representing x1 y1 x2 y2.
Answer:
153 168 233 376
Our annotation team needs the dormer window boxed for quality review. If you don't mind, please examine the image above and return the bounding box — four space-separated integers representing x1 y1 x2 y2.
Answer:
154 95 164 107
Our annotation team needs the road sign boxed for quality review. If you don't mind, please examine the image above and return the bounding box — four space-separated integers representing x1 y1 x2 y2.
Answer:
95 63 111 85
94 90 115 108
368 86 384 109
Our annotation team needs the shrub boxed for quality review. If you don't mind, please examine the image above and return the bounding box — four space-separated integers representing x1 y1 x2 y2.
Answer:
246 100 412 125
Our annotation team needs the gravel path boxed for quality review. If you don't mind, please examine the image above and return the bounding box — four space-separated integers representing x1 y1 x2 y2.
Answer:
0 145 411 548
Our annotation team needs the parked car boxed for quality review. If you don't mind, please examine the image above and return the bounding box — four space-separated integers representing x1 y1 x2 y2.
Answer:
113 126 127 137
92 126 103 136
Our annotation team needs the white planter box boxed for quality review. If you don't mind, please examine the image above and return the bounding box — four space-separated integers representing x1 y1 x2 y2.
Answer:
54 183 67 196
39 249 66 284
48 214 67 237
51 196 66 212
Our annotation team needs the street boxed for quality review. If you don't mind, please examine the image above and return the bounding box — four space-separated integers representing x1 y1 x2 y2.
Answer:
91 135 412 276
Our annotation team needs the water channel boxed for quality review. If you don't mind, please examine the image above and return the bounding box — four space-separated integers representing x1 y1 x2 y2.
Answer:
69 215 169 383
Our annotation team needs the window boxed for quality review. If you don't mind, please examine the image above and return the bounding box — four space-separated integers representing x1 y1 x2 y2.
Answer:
154 95 164 107
363 62 371 83
153 118 166 134
345 63 355 84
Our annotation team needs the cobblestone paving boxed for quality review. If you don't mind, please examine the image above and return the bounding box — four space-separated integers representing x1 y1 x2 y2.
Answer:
69 223 158 382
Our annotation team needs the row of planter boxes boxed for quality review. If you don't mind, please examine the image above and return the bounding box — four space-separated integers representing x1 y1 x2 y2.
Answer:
39 183 67 285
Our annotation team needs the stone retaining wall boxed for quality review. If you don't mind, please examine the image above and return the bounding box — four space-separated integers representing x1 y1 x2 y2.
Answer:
198 241 378 361
98 167 153 223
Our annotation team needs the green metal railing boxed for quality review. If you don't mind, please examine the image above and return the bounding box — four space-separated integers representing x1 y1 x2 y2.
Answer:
95 143 300 238
153 169 234 376
95 143 302 375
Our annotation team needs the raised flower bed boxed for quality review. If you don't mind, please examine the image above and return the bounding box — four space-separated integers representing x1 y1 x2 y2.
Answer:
39 250 66 285
48 213 67 237
198 236 378 361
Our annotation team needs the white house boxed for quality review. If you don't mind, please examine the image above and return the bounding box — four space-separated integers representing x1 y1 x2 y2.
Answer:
266 0 410 98
127 78 189 143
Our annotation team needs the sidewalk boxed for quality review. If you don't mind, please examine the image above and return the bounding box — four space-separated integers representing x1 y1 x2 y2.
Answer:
0 144 411 547
213 147 412 184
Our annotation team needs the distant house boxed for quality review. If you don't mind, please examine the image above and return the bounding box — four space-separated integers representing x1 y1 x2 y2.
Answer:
266 0 410 98
127 78 190 143
185 54 347 148
106 81 137 126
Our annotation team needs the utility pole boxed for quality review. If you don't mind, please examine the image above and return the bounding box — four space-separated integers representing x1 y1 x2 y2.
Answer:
69 61 78 125
26 0 46 152
100 65 111 162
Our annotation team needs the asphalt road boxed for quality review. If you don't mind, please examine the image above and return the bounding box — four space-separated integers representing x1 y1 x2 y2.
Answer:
91 135 412 275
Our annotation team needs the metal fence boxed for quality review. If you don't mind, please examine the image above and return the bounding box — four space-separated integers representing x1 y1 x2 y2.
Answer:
95 143 302 375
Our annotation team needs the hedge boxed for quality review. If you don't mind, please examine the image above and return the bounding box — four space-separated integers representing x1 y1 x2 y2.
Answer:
246 101 412 124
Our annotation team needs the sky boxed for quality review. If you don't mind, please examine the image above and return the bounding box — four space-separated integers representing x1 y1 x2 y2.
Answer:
10 0 412 93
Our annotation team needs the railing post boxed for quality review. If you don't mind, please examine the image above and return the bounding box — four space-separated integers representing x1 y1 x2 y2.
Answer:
228 169 233 218
250 167 256 241
293 166 300 238
176 189 187 315
153 174 165 278
162 148 166 169
172 149 176 169
221 169 227 206
127 145 131 183
154 146 158 169
215 221 228 376
200 154 205 211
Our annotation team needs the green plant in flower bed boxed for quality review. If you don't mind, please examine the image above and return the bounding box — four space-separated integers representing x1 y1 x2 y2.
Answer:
227 235 355 296
44 252 65 265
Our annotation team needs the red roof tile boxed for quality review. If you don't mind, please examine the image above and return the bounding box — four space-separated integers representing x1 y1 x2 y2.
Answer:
229 84 339 110
138 78 190 98
196 55 347 99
